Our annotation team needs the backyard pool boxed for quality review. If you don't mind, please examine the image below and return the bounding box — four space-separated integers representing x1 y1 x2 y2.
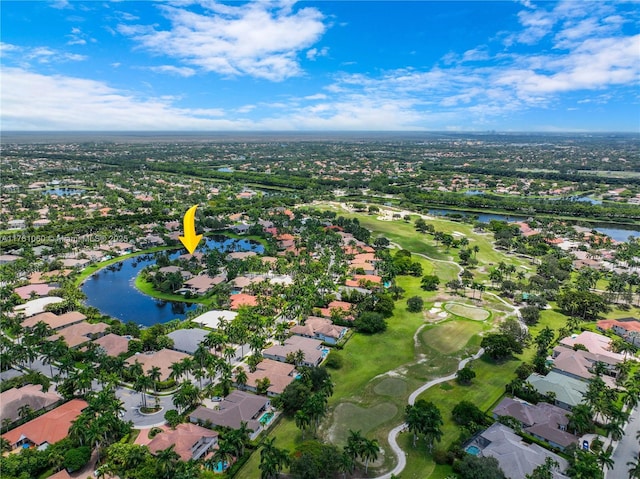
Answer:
213 461 228 473
259 411 275 425
465 445 481 456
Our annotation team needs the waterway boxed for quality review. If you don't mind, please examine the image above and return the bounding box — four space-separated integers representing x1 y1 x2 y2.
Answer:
81 236 263 326
427 208 640 242
43 188 84 196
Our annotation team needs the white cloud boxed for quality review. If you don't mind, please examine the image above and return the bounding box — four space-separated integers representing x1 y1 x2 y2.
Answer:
147 65 197 77
118 0 328 81
306 46 329 61
1 68 247 130
2 44 88 65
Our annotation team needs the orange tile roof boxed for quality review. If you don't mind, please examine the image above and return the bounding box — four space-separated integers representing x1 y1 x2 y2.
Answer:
230 293 258 310
2 399 87 447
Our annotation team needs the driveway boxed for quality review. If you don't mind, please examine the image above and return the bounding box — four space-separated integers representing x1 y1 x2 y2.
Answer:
116 386 175 428
607 405 639 479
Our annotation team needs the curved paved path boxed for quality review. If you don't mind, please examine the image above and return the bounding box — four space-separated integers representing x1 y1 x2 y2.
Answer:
366 347 485 479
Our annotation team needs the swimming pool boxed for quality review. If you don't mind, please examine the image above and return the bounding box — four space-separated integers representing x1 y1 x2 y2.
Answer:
465 445 481 456
259 411 275 425
213 461 228 472
321 348 330 357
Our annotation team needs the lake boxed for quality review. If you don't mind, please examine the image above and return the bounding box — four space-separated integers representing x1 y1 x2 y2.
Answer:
428 208 640 242
81 236 264 326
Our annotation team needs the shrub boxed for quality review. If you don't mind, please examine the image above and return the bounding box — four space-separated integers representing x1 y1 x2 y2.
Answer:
64 446 91 472
407 296 424 313
324 352 343 370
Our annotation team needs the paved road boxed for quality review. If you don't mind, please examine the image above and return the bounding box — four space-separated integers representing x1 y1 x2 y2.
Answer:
117 386 175 428
607 405 640 479
368 348 486 479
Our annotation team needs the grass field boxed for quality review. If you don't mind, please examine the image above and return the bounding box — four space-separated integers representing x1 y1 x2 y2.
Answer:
421 320 485 355
444 302 491 321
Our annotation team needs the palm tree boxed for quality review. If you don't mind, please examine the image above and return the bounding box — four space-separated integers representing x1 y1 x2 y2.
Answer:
259 437 290 479
156 445 180 479
405 403 423 447
234 366 248 391
628 454 640 479
295 409 310 440
567 404 594 435
148 366 161 393
597 447 614 475
346 429 365 464
361 438 379 475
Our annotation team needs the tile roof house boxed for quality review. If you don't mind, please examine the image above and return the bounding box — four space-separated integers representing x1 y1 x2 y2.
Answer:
48 321 109 348
92 333 130 357
466 423 569 479
147 423 218 462
13 283 57 300
167 328 210 355
550 347 619 388
290 316 348 345
22 311 87 330
597 317 640 347
558 331 626 363
526 371 589 411
230 293 258 310
2 399 88 450
0 384 62 424
263 335 326 367
125 349 191 381
492 398 578 451
190 390 271 440
183 274 225 294
239 359 296 396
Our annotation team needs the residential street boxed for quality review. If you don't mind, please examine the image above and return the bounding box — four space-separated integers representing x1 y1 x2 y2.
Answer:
608 406 640 479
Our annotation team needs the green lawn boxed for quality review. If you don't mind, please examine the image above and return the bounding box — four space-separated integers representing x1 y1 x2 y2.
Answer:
444 302 491 321
421 320 485 355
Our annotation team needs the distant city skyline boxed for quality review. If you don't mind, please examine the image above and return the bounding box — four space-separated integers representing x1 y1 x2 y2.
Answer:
2 1 639 132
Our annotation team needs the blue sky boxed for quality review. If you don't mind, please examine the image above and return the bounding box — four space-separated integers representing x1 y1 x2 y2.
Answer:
2 0 639 131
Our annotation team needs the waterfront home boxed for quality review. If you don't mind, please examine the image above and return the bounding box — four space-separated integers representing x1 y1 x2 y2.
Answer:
92 333 130 357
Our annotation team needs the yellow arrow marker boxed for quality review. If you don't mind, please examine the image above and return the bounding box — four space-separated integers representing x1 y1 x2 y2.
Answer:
178 205 203 254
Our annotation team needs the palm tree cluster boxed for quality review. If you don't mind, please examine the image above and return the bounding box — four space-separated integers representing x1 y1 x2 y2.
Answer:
405 399 444 454
345 429 380 475
259 437 290 479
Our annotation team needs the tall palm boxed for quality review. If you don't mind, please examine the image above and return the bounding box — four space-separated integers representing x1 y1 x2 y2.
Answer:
148 366 161 393
597 447 614 474
156 445 180 479
362 438 380 475
295 409 310 440
234 366 248 391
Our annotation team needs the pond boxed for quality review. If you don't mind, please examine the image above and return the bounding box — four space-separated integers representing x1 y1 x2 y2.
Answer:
81 236 264 326
428 208 640 242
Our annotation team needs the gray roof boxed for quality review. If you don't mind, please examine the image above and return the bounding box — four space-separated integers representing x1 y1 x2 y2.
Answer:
189 390 268 432
475 423 569 479
167 328 209 354
526 371 588 408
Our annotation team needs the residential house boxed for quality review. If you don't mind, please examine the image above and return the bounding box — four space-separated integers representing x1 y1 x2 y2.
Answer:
239 359 296 396
525 371 589 410
550 346 619 388
183 274 225 295
492 397 577 451
167 328 210 355
2 399 88 450
13 284 57 300
597 317 640 347
189 390 271 440
125 349 191 381
22 311 87 331
191 310 238 330
147 423 218 461
558 331 626 363
465 423 569 479
263 335 326 367
0 384 62 425
48 321 109 348
92 333 130 357
291 316 347 345
13 297 64 317
230 293 258 310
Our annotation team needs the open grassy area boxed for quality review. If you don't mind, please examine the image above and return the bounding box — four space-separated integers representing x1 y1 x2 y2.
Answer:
444 302 491 321
421 320 485 355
